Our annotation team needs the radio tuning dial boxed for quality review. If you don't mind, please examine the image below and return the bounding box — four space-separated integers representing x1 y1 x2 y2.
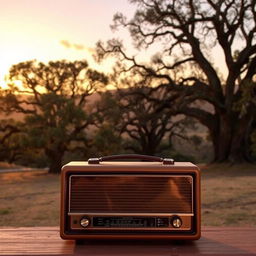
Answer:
80 217 90 228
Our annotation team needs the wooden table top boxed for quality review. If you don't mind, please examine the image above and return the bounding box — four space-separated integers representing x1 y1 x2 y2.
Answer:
0 227 256 256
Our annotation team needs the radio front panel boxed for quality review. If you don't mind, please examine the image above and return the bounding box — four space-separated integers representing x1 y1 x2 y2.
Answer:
68 174 193 231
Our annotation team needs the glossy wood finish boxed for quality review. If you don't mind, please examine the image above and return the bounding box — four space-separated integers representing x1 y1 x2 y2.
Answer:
0 227 73 255
0 227 256 255
60 161 201 240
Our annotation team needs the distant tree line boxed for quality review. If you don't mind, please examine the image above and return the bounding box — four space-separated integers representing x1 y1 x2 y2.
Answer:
0 60 198 173
1 0 256 173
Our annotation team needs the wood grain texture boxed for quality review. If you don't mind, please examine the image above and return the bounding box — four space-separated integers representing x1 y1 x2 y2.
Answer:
0 227 256 255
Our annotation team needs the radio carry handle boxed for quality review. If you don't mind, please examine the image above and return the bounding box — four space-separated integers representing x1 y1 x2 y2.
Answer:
88 154 174 165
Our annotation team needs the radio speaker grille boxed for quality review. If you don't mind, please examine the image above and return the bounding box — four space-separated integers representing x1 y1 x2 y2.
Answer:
69 175 193 214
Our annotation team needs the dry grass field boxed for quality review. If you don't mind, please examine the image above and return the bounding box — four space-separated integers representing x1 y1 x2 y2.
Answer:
0 163 255 227
200 163 256 226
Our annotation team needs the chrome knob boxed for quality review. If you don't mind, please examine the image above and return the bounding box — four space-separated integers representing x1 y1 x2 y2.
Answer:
80 217 90 228
171 217 182 228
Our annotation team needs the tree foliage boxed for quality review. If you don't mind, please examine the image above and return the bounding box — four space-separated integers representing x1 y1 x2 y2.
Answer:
0 60 108 173
96 0 256 162
0 119 23 162
97 86 196 156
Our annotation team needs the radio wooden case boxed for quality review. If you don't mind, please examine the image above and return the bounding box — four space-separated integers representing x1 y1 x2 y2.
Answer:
60 155 201 240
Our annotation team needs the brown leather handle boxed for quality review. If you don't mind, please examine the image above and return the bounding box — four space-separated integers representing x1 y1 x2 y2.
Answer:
88 154 174 165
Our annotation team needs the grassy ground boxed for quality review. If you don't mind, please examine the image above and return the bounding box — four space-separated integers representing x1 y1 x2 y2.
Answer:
200 163 256 226
0 162 23 169
0 163 255 227
0 170 60 226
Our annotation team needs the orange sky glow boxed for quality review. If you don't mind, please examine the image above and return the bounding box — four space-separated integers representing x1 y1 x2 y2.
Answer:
0 0 236 90
0 0 134 88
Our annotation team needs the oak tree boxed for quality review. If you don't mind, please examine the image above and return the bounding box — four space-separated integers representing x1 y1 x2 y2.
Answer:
97 0 256 162
0 60 108 173
98 86 191 156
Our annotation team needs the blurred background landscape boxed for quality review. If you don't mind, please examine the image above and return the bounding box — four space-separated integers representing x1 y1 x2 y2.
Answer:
0 0 255 227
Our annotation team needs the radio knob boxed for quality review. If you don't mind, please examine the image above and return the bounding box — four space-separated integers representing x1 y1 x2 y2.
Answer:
171 216 182 228
80 217 90 228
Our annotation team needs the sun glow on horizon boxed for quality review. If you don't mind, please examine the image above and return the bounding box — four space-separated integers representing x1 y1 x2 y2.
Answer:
0 0 132 89
0 0 237 92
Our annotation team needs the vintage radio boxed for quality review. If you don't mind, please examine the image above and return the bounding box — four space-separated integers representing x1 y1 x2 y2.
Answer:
60 154 201 240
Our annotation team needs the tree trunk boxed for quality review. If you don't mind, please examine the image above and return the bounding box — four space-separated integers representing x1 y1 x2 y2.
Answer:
143 146 157 156
45 149 64 174
210 112 252 163
142 139 159 156
228 114 253 162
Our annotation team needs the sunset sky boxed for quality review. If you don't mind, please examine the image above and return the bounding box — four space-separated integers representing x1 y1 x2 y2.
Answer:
0 0 134 87
0 0 235 89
